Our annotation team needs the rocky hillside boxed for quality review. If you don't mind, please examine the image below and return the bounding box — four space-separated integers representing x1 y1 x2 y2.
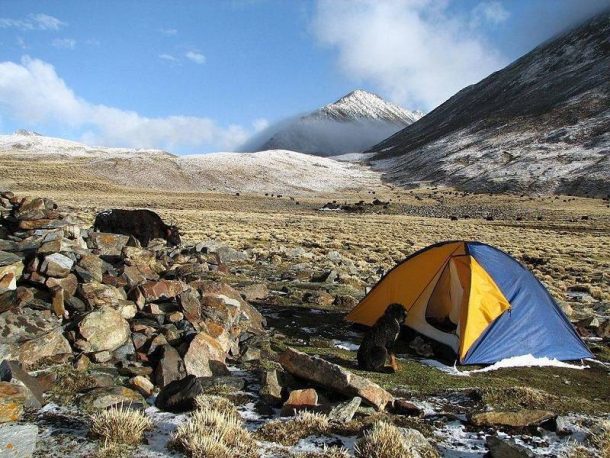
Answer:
369 12 610 197
243 90 423 156
0 131 382 195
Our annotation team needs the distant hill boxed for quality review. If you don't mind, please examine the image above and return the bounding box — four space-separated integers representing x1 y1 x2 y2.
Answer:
368 12 610 197
0 131 381 195
242 90 423 156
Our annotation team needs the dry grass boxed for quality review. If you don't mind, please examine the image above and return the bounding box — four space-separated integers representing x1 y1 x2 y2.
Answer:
590 419 610 457
354 421 439 458
170 407 258 458
194 394 240 419
291 446 351 458
256 411 331 446
90 405 153 446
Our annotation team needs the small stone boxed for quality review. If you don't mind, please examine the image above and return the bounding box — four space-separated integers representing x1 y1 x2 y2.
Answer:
46 274 78 298
51 287 65 317
77 254 104 282
41 253 73 277
486 436 535 457
129 375 154 397
91 351 113 363
329 396 361 422
168 311 184 322
282 388 318 416
139 280 187 302
391 399 423 417
240 283 269 302
260 369 283 406
73 354 90 372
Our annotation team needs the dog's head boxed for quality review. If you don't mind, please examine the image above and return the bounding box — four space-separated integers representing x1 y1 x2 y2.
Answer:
385 303 407 323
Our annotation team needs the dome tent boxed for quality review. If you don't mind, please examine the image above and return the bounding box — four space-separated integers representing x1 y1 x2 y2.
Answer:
346 241 592 364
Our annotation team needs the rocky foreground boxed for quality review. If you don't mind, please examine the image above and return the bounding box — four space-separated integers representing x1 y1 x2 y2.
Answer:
0 191 608 457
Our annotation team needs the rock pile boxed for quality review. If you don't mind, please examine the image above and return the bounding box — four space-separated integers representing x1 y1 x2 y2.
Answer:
0 191 265 420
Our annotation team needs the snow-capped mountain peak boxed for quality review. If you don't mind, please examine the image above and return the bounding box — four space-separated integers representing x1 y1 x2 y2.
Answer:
313 89 423 124
242 89 424 156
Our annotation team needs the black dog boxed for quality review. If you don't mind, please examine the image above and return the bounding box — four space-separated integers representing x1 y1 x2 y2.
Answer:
357 303 407 372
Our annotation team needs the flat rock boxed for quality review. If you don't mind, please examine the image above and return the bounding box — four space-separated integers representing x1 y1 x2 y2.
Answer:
0 423 38 457
470 410 556 428
88 232 130 257
77 307 130 352
78 282 123 308
0 308 61 344
78 386 144 411
19 328 72 370
140 280 187 302
279 347 393 410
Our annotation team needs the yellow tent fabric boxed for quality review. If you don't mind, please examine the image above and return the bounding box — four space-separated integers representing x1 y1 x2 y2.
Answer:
458 256 510 358
346 241 465 326
346 241 512 362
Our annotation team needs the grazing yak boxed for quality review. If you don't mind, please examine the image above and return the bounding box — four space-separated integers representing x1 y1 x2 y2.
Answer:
93 209 181 247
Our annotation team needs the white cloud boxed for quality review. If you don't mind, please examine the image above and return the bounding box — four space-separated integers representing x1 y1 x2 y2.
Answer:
159 53 178 62
52 38 76 49
0 56 254 152
0 13 66 31
471 1 510 26
160 28 178 36
185 50 206 64
253 118 270 132
16 36 28 49
312 0 507 111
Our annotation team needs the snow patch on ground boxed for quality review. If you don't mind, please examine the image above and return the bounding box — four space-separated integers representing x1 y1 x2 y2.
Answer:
420 354 588 376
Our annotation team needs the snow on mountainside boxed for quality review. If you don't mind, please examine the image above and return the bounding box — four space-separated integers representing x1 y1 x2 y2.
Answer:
0 131 381 194
0 130 172 158
242 90 423 157
368 12 610 197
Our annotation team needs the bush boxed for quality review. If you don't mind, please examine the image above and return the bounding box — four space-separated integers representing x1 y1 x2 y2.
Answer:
194 394 239 419
90 405 153 446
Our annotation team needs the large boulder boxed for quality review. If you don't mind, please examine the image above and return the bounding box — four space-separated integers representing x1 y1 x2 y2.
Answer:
78 282 123 308
183 332 228 377
279 347 394 410
19 328 72 370
77 307 130 353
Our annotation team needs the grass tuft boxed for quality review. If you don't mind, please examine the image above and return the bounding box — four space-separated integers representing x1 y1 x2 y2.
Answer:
354 421 438 458
90 405 153 446
256 411 331 446
170 407 258 458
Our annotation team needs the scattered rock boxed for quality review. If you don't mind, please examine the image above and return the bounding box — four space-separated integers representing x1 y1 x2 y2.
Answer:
486 436 535 457
40 253 73 277
154 344 186 388
279 347 393 410
78 386 144 411
88 232 130 257
240 283 269 302
183 332 228 377
328 396 361 422
260 369 284 406
129 375 155 397
19 328 72 370
0 360 44 408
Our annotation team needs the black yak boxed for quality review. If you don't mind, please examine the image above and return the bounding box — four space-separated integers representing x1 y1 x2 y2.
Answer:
93 209 181 247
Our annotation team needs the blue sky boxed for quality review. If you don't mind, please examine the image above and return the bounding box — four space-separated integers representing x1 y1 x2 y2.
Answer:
0 0 608 153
